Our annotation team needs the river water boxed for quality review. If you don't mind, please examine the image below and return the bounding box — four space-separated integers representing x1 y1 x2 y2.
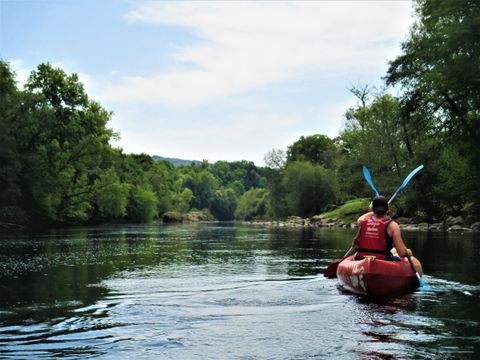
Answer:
0 223 479 359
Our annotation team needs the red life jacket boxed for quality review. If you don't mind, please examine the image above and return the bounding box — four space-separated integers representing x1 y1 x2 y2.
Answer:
356 217 393 260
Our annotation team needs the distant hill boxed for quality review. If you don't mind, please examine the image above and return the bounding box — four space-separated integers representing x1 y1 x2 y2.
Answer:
152 155 201 167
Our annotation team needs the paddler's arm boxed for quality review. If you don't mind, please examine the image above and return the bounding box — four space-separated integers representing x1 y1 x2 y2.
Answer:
343 208 372 259
388 221 412 258
357 211 374 225
349 209 374 256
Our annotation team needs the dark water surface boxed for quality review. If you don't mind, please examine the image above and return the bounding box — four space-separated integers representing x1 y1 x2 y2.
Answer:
1 223 479 359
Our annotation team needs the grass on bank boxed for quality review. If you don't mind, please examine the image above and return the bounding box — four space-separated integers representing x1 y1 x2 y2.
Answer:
322 198 370 223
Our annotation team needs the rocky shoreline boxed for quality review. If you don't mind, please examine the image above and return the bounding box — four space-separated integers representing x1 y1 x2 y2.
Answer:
242 215 480 233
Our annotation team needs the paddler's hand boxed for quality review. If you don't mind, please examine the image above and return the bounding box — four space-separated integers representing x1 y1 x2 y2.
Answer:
405 248 413 257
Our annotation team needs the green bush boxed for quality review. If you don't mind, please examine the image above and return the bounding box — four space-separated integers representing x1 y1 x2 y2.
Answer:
235 188 269 221
128 185 159 223
95 169 130 219
282 161 337 217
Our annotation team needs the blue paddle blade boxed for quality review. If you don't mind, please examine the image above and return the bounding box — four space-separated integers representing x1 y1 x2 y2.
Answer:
418 278 432 289
389 165 424 204
408 256 432 290
400 165 424 189
363 166 380 197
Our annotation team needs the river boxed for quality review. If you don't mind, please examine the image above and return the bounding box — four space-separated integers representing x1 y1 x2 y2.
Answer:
0 223 479 359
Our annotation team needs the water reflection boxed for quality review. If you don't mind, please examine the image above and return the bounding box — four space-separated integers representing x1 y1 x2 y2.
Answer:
0 224 479 359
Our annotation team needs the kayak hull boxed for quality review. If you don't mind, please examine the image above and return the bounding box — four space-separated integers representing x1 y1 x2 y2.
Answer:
336 255 423 296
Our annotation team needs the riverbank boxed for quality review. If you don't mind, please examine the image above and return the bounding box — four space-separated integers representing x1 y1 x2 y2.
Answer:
161 209 216 223
242 215 480 232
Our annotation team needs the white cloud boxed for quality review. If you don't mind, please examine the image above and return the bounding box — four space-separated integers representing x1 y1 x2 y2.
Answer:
111 111 303 165
8 59 31 88
103 1 413 106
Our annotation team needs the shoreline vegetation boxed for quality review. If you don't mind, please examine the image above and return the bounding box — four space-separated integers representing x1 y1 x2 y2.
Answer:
160 197 480 232
1 1 479 230
2 197 478 232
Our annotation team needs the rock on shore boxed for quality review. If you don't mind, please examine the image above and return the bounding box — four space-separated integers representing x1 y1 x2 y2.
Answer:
243 215 480 233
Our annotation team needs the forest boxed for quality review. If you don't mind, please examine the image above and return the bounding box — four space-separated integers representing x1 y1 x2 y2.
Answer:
1 0 478 226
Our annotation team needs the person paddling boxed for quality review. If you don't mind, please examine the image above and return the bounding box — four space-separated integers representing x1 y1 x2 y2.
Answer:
353 195 412 260
323 165 424 278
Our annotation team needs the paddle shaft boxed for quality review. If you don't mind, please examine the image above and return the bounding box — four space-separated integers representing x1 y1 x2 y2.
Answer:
406 255 427 287
323 236 359 278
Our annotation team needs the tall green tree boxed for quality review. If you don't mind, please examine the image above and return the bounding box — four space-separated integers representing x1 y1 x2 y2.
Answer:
0 61 24 223
184 170 219 210
211 187 238 220
94 169 130 219
146 160 177 215
235 188 269 221
128 185 159 222
228 160 266 190
282 161 337 217
338 92 410 199
21 63 116 222
287 134 337 169
386 0 480 211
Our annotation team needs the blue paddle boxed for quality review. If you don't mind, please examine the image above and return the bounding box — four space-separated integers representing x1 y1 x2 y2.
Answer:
389 164 428 288
363 166 380 197
388 165 424 204
407 256 431 289
362 164 429 289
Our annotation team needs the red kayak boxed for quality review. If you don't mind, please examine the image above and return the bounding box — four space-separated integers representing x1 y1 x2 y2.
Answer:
336 255 423 296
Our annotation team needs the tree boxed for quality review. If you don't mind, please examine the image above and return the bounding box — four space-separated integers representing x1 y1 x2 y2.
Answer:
0 61 22 220
211 187 238 220
234 188 269 221
386 0 480 209
211 161 232 186
146 160 177 215
94 169 130 219
184 170 219 210
287 134 337 169
128 185 159 222
1 60 278 224
338 92 409 198
265 167 288 218
228 160 266 190
7 62 117 223
229 180 245 197
171 188 193 213
282 161 337 217
264 148 286 169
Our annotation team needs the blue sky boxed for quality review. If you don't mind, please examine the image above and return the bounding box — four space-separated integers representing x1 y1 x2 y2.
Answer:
1 0 414 165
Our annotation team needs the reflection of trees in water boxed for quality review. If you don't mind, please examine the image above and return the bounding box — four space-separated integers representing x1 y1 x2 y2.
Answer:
1 224 479 359
270 227 358 277
1 227 113 325
2 225 478 318
406 231 479 284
